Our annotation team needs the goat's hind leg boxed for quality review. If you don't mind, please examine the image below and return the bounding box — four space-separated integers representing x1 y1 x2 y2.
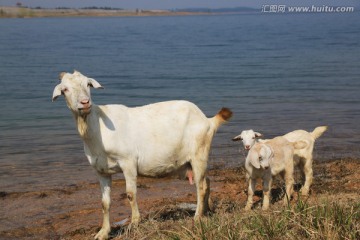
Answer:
122 166 140 225
300 157 313 196
283 170 294 207
191 159 210 219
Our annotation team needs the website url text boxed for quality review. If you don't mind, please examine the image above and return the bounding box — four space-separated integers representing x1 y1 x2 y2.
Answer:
261 5 355 13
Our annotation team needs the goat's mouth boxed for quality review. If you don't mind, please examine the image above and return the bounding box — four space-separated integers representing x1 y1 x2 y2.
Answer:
78 106 92 115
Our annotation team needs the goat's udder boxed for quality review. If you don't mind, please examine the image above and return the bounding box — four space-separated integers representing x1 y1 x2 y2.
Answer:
186 169 194 185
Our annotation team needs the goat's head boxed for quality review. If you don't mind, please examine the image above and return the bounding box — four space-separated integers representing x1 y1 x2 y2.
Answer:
232 130 263 150
247 143 273 170
52 70 103 117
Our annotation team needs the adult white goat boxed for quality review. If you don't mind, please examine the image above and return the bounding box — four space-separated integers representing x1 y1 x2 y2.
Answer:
52 70 232 240
245 137 307 210
232 126 327 196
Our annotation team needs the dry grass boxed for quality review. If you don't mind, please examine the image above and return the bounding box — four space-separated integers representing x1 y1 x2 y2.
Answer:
109 196 359 240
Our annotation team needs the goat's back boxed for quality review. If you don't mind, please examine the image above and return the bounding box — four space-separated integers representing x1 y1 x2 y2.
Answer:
282 130 314 161
266 137 294 174
283 130 312 143
267 137 293 158
92 100 218 177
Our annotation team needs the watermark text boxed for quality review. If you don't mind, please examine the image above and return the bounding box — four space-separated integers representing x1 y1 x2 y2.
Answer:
261 5 355 13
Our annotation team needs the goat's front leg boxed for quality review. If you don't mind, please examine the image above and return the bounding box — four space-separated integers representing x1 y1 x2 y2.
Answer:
95 174 112 240
245 178 256 211
262 176 272 211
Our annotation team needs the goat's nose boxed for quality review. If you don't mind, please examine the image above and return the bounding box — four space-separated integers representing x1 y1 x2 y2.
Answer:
81 99 89 104
245 145 250 150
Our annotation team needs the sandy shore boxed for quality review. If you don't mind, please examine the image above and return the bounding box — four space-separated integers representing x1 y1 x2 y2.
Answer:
0 6 210 18
0 158 359 239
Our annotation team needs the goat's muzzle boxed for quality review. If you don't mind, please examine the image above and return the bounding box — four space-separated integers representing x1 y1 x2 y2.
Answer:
78 100 92 115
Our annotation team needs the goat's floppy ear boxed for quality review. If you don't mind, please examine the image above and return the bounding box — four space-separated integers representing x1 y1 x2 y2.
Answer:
254 132 263 138
52 84 62 101
232 134 242 141
250 156 261 169
247 151 261 169
266 145 274 161
88 78 104 89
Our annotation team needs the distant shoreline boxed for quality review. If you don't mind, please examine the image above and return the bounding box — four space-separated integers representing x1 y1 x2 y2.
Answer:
0 6 257 18
0 6 204 18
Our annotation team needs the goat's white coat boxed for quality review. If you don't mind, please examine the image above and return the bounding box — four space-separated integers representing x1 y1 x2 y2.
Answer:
52 71 231 240
244 137 306 210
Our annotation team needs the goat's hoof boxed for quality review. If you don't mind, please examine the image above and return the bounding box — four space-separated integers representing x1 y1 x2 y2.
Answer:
194 214 204 221
131 217 140 226
261 206 269 211
283 199 291 206
94 228 110 240
300 189 310 196
127 221 139 232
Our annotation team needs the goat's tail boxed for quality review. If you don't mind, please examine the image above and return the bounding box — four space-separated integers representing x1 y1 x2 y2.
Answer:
211 107 233 129
310 126 328 140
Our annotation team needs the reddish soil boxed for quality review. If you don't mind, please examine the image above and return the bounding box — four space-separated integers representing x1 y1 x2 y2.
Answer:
1 158 359 239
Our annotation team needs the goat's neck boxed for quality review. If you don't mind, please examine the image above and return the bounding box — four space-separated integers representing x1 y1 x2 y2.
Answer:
76 114 88 138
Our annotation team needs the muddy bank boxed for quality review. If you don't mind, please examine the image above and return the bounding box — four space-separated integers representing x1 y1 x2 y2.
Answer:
1 158 359 239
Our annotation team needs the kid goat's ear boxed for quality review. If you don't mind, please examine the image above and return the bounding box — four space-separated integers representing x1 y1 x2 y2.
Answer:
250 156 261 169
232 134 242 141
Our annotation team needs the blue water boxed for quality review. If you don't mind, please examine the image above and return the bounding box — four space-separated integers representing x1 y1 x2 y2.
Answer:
0 13 359 192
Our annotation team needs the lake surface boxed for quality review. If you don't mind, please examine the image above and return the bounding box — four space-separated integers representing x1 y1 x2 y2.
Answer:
0 13 359 192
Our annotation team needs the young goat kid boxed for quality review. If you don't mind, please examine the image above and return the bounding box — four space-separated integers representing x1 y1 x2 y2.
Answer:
233 126 327 196
52 70 232 240
244 137 307 211
232 129 263 150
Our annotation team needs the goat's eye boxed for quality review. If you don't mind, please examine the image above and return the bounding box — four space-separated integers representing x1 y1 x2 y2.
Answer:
62 88 68 94
259 157 262 161
240 137 243 140
252 137 255 139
